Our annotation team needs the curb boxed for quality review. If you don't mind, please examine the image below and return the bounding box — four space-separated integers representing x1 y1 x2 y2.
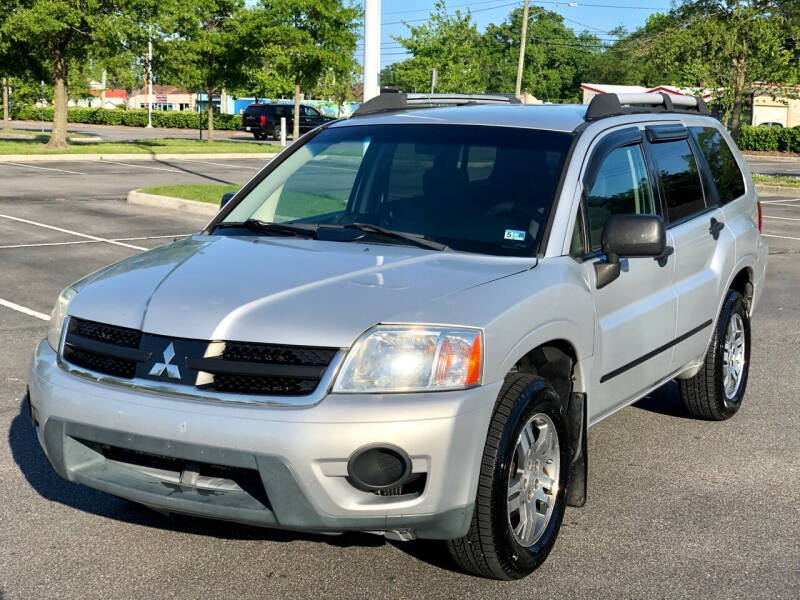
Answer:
127 189 220 216
0 152 277 163
755 184 800 197
743 153 800 162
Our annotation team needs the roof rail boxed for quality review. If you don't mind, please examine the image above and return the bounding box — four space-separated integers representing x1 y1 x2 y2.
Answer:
352 90 519 117
585 92 710 121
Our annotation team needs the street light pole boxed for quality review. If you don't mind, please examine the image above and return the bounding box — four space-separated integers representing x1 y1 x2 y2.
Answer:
515 0 531 100
363 0 380 102
146 32 153 128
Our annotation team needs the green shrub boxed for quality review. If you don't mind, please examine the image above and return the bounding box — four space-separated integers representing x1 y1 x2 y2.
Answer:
737 125 781 151
9 105 242 130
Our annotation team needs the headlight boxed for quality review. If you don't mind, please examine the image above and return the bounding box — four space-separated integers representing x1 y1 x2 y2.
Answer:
46 286 77 351
333 325 483 393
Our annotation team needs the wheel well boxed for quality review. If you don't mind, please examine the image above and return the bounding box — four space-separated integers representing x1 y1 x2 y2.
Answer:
511 340 576 405
729 268 754 309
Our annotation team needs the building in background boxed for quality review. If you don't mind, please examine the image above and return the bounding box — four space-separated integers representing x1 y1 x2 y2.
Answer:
128 85 194 111
580 83 715 104
752 84 800 127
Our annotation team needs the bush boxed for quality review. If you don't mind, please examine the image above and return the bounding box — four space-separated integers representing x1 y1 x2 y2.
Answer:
737 125 800 153
9 105 242 130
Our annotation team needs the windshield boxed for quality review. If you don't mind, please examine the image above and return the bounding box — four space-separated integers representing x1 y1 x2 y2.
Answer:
218 124 573 256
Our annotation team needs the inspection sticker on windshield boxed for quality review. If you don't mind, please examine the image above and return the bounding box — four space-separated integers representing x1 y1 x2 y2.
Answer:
504 229 526 241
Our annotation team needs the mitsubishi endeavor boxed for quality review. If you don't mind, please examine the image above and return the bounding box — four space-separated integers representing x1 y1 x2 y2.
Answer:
28 91 768 580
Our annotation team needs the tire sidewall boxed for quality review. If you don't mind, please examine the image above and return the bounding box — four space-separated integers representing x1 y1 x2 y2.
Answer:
712 291 751 417
491 379 569 576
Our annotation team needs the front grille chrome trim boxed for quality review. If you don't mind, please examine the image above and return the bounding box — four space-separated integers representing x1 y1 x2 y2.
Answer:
57 317 347 407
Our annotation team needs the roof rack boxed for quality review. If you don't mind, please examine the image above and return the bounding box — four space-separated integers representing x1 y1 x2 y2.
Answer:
352 89 519 117
585 92 709 121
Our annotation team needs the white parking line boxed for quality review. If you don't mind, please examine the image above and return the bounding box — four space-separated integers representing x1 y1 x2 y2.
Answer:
0 214 147 250
99 159 182 173
762 233 800 241
0 232 189 250
759 198 800 204
176 158 264 170
0 298 50 321
763 215 800 222
3 162 86 175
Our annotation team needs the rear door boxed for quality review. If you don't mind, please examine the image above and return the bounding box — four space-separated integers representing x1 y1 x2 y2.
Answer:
575 127 678 421
300 105 322 131
643 125 733 371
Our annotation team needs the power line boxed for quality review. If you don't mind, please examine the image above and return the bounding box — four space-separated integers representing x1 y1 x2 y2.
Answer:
382 1 524 26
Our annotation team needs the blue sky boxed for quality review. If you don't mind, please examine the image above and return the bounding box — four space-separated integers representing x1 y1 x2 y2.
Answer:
357 0 675 68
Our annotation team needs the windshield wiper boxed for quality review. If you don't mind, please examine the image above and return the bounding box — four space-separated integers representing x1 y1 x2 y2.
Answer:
345 223 449 251
215 219 318 238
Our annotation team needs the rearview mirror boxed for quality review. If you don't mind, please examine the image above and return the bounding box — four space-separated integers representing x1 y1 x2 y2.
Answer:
220 192 236 208
595 214 668 289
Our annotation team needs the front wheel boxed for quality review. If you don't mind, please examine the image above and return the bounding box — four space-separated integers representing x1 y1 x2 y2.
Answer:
679 289 751 420
447 374 569 580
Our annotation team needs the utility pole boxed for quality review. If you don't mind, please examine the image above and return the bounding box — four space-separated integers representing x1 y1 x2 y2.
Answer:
2 78 9 131
100 69 107 107
515 0 531 100
146 31 153 128
363 0 381 102
430 68 437 94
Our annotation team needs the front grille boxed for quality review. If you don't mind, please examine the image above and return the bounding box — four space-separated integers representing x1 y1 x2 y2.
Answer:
62 317 337 397
74 319 141 349
222 342 335 367
63 345 137 379
212 373 320 396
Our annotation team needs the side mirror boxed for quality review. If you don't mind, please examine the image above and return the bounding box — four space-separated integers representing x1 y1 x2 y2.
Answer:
595 214 669 289
220 192 236 208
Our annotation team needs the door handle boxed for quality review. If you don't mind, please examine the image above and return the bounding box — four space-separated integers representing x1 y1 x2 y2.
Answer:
654 245 674 267
709 217 725 240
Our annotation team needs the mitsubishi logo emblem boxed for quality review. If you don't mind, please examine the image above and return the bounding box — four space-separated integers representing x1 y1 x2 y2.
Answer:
149 342 181 379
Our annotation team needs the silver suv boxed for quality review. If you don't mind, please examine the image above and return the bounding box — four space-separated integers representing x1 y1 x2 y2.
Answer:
28 92 768 580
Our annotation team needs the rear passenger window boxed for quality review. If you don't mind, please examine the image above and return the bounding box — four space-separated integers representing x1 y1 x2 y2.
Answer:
690 127 745 204
649 140 706 222
585 144 655 252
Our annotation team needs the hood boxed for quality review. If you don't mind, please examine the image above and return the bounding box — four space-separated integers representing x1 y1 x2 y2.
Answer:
69 235 534 348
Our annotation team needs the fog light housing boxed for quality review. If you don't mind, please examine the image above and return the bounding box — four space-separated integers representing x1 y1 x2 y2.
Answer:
346 444 412 492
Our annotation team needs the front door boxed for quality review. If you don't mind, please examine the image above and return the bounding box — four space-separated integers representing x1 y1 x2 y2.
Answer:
576 130 678 422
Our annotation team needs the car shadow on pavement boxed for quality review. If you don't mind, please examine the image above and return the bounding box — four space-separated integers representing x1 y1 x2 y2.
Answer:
633 381 695 419
8 397 385 549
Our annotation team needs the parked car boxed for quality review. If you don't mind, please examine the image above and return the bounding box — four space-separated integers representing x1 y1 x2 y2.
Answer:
241 102 335 139
758 122 784 127
29 91 767 580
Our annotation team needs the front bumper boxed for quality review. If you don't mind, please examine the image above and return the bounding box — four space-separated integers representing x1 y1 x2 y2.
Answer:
29 340 498 539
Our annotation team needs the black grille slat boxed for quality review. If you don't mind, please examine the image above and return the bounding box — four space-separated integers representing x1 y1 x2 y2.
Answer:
212 374 320 396
64 318 336 397
222 342 336 366
74 319 141 348
63 346 137 379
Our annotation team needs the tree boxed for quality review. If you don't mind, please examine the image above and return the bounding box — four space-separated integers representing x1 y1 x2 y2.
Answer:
159 0 248 142
313 63 361 116
586 15 683 87
383 0 487 93
653 1 796 135
1 0 157 148
249 0 361 139
483 6 601 101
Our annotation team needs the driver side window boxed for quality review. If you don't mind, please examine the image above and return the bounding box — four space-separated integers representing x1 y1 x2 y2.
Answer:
586 144 655 252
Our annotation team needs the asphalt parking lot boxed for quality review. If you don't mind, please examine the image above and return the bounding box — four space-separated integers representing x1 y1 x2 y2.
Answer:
0 156 798 599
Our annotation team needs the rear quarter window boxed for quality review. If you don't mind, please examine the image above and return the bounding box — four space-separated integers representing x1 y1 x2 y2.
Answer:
690 126 745 204
649 139 706 222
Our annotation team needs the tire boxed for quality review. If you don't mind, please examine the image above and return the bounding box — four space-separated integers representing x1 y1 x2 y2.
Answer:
447 373 569 580
679 290 751 421
271 125 281 140
252 132 264 140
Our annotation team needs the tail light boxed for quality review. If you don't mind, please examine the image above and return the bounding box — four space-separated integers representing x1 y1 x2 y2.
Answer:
259 114 266 126
757 201 762 232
